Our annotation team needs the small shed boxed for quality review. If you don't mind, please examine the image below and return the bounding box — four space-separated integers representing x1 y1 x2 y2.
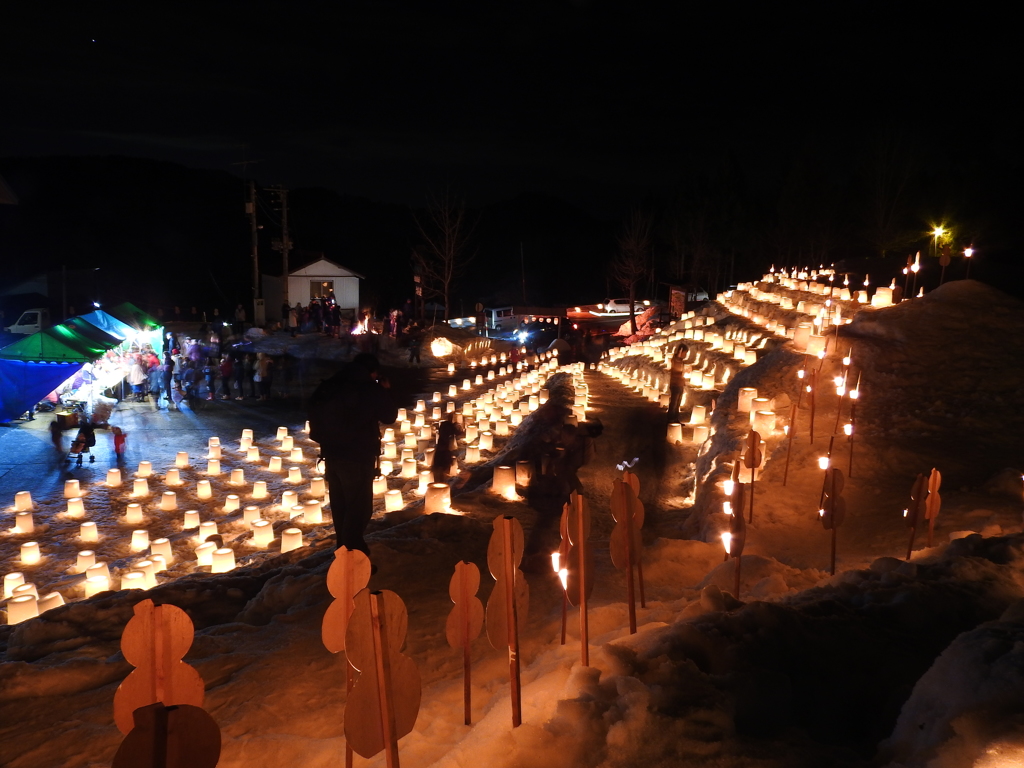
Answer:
286 258 362 314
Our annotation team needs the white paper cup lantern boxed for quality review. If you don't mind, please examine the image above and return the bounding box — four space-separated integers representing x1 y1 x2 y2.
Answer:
207 459 221 476
241 429 254 441
209 436 221 448
182 510 200 529
379 459 394 476
198 521 217 542
37 592 65 613
752 410 776 434
251 519 273 547
83 575 109 598
64 479 81 498
164 469 182 486
403 432 417 449
384 489 403 512
197 480 212 500
479 432 494 451
464 425 478 443
195 542 216 566
281 490 298 509
252 481 268 500
493 466 516 497
175 452 189 468
212 548 235 573
510 411 522 427
105 469 122 488
807 334 827 357
224 494 240 513
246 446 260 462
689 405 707 425
5 572 26 598
750 397 772 416
288 504 304 520
290 448 304 463
417 470 432 496
14 512 33 534
309 477 326 497
281 528 303 553
268 456 283 473
130 530 150 552
425 483 451 514
281 436 294 452
287 467 302 483
692 424 710 444
137 461 152 478
120 571 146 591
80 521 98 542
373 476 388 496
12 583 38 600
667 422 683 444
14 491 33 511
76 550 96 573
135 561 158 589
465 445 480 463
124 503 143 525
151 538 173 563
66 497 85 518
7 594 38 624
495 420 510 436
383 441 398 459
303 500 323 524
243 506 261 527
277 426 289 441
207 445 222 460
239 437 252 451
149 554 168 572
400 458 418 479
160 492 177 511
86 562 110 582
133 478 149 497
230 468 245 485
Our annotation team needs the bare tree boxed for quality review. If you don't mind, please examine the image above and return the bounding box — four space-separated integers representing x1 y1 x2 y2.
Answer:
413 189 474 321
610 210 654 336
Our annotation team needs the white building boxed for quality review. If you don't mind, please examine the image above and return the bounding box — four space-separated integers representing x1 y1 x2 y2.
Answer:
264 257 363 319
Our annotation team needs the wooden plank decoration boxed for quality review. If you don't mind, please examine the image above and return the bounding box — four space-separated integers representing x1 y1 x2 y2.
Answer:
112 702 220 768
486 515 528 727
925 468 942 547
809 369 817 445
623 471 647 609
905 474 928 560
113 599 205 737
782 402 797 487
322 546 372 768
445 561 484 725
743 431 762 524
819 467 846 576
556 510 571 645
345 589 421 768
563 491 594 666
610 474 645 634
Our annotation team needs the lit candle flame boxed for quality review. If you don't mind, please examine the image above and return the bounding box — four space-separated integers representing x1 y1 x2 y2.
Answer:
818 456 830 470
551 552 560 573
723 501 732 516
903 508 908 518
723 479 735 496
721 532 732 555
558 568 569 591
843 423 853 436
818 508 825 518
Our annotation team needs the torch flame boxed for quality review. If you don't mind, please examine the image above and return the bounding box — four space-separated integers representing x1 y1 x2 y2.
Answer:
558 568 569 591
721 532 732 555
551 552 560 573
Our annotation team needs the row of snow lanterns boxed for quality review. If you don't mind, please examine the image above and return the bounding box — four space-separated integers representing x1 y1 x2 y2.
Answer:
4 426 320 624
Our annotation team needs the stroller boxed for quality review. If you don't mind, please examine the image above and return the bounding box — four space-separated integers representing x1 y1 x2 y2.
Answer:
68 422 97 466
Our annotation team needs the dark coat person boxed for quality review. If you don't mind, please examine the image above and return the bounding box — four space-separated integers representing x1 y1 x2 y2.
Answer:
308 353 396 558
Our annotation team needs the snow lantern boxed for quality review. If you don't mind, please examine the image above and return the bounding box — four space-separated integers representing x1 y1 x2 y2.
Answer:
224 494 240 512
692 425 710 444
246 447 260 462
379 459 394 475
149 554 168 572
424 483 451 514
14 512 33 534
19 542 40 565
309 477 326 497
64 479 81 498
208 445 222 460
207 459 221 475
281 490 298 509
280 528 303 553
689 405 707 425
65 497 85 518
303 500 323 524
528 395 540 411
289 504 304 520
209 436 221 448
417 470 432 496
447 363 456 374
240 437 252 452
37 592 65 613
198 521 217 542
194 542 216 566
4 572 26 598
124 503 143 525
137 461 152 478
737 388 757 413
252 481 268 500
290 448 304 463
465 445 480 463
182 510 200 530
492 466 516 498
251 520 273 547
14 491 33 511
132 479 149 497
242 506 260 527
164 469 182 486
241 429 253 441
230 468 245 485
151 538 173 563
267 456 282 473
7 594 38 624
414 413 426 429
130 530 149 552
76 550 96 573
120 571 146 590
287 467 302 483
400 458 418 479
212 548 235 573
510 411 522 427
197 480 212 500
667 423 683 444
806 334 827 357
448 385 458 398
281 436 294 452
175 452 189 468
160 492 177 511
750 397 771 415
752 410 776 434
462 379 471 391
447 401 456 414
12 583 38 600
105 470 122 488
134 561 158 589
479 431 494 451
465 425 479 443
80 522 98 542
373 476 388 496
414 399 426 413
83 574 109 598
277 426 288 441
384 489 403 512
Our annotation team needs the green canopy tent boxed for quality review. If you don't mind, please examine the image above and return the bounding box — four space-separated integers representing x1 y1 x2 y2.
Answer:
0 324 116 364
107 302 164 355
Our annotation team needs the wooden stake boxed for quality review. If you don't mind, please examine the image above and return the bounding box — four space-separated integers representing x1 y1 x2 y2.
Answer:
809 370 817 445
502 517 522 727
560 591 567 645
486 516 527 728
848 403 856 479
576 497 590 666
783 402 797 486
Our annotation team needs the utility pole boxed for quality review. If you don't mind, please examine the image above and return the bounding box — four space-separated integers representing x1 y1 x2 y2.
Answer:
246 181 266 325
268 186 292 309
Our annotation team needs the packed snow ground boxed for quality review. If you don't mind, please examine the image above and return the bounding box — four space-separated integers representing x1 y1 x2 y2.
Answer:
3 280 1024 768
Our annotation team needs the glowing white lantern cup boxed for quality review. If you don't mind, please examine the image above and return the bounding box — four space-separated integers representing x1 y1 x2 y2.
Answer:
125 503 144 525
737 388 757 413
692 424 710 443
212 548 235 573
246 447 260 462
373 476 388 496
76 550 96 573
198 521 218 542
667 422 683 444
251 520 273 547
175 452 189 468
7 594 38 624
207 460 221 476
689 405 707 425
384 489 404 512
303 500 324 524
38 592 65 613
64 479 81 498
287 467 302 483
160 492 178 511
12 583 38 600
209 436 221 448
80 521 98 542
479 432 494 451
14 491 34 511
132 479 149 497
194 542 216 566
281 436 294 452
242 506 261 527
135 561 158 589
239 437 252 452
281 490 298 510
197 480 212 500
750 397 772 415
280 528 303 553
137 462 152 478
465 445 480 463
164 469 182 486
309 477 326 497
105 470 122 488
208 446 222 460
379 460 394 476
151 538 174 563
182 510 200 530
20 542 41 565
241 428 254 441
66 497 85 518
4 572 26 598
230 468 245 485
807 334 827 357
752 410 776 434
14 512 34 534
289 446 304 462
425 483 451 514
224 494 240 513
268 456 283 473
493 466 516 498
252 481 268 500
83 575 110 598
276 426 289 441
120 571 146 591
400 458 418 479
130 530 150 552
289 504 305 520
416 470 432 496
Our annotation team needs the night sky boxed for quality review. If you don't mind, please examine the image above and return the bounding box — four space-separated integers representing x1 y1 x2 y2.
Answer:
1 5 1021 307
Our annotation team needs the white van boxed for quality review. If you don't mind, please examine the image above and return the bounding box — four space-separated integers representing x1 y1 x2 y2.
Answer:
4 308 50 335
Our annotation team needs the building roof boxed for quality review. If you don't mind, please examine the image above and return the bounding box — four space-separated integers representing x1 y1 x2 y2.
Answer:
289 257 364 280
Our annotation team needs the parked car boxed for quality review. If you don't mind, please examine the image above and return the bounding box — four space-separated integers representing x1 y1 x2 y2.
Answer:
3 308 50 335
598 298 652 314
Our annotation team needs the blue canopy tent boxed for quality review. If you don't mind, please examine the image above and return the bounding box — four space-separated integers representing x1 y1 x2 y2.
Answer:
0 359 82 423
78 310 135 342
